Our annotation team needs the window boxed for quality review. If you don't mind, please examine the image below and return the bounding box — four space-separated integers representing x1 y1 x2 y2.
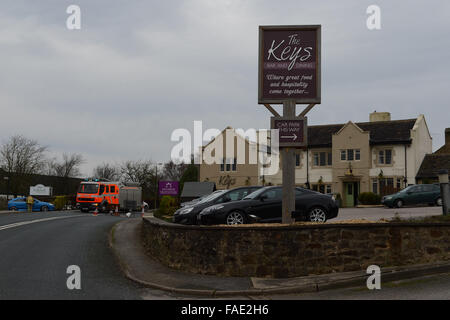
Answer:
341 149 360 161
378 149 392 165
385 150 392 164
328 152 332 165
347 149 354 161
313 151 332 166
221 158 236 171
396 179 401 189
232 158 237 171
319 152 326 166
295 153 300 167
379 151 384 164
110 185 116 193
311 184 332 194
372 179 378 193
262 188 282 200
313 153 319 166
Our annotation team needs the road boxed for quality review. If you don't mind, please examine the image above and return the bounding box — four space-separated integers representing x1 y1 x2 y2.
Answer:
0 211 148 299
0 209 448 300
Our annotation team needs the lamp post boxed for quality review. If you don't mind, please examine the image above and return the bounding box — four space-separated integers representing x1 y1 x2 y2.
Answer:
3 176 9 203
438 169 449 216
154 162 163 209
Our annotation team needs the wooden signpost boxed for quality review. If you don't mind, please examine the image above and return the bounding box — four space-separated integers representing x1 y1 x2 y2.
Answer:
259 25 321 224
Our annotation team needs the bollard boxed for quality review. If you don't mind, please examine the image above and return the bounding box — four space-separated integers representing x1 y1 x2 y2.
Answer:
438 169 450 215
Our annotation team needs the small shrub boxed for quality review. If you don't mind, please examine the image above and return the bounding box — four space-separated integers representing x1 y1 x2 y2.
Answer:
0 197 7 210
358 192 381 205
157 196 178 216
53 195 68 210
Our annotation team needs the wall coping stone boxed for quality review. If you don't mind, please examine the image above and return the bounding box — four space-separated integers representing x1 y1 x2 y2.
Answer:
145 217 450 231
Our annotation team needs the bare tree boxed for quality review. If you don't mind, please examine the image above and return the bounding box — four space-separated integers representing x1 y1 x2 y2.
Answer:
120 160 161 204
0 135 48 195
49 153 84 178
162 160 188 181
93 163 120 181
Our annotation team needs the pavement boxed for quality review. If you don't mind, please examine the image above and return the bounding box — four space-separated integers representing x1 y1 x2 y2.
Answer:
111 217 450 297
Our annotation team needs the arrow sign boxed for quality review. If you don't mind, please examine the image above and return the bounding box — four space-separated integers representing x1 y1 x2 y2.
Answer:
281 134 298 141
271 117 307 147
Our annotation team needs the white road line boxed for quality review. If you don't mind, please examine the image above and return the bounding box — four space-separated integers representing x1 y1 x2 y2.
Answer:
0 215 87 231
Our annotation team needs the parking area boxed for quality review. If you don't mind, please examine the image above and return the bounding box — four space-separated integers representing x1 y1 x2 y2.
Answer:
331 205 443 222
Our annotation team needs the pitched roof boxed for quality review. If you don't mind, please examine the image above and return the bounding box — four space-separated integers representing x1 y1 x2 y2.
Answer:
181 181 216 197
308 119 416 147
416 154 450 178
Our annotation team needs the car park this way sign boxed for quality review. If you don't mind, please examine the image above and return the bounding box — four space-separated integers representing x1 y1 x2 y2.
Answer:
271 117 307 148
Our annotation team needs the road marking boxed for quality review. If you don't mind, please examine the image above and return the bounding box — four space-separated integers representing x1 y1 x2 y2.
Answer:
0 215 87 231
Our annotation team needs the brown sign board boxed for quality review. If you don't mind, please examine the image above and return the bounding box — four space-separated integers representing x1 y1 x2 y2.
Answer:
271 117 308 148
259 25 321 104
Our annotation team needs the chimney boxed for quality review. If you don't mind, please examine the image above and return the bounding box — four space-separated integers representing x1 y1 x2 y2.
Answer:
370 111 391 122
446 128 450 146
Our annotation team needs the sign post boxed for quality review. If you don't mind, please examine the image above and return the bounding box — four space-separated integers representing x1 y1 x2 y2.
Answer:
259 25 321 224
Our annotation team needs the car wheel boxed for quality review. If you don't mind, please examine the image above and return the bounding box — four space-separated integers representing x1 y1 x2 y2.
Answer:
226 211 246 225
395 199 403 208
436 197 443 206
308 207 327 222
41 206 48 212
100 202 108 213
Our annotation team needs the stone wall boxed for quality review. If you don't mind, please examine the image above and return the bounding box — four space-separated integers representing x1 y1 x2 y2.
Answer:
141 217 450 278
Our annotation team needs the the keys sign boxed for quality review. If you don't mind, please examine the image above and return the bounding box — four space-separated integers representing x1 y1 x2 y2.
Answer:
258 25 321 104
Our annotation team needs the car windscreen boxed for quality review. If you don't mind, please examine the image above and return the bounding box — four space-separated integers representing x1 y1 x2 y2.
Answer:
243 187 272 200
196 190 226 204
78 184 99 194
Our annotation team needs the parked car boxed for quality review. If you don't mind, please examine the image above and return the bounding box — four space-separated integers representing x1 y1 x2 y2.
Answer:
8 197 56 212
381 184 442 208
197 186 339 225
173 186 262 225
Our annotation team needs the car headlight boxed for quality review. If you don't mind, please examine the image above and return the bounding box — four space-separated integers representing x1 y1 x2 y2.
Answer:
179 207 194 215
385 196 392 200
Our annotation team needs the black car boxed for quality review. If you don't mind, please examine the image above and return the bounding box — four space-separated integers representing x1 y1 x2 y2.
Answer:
197 186 339 225
172 186 262 225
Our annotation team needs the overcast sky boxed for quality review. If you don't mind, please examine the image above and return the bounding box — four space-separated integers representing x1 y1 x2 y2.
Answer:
0 0 449 176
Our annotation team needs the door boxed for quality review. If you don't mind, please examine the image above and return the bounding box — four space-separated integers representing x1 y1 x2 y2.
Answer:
403 185 420 205
344 183 354 207
253 188 283 221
